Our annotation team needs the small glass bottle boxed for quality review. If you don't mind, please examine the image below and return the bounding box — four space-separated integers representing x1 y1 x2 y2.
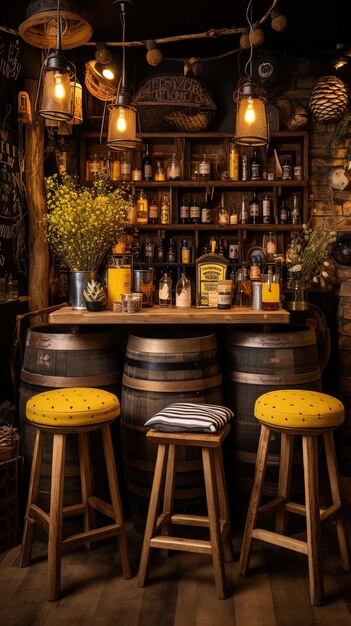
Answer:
263 231 277 263
262 194 273 224
282 156 292 181
229 238 239 263
179 196 190 224
166 152 181 180
181 239 191 264
176 272 192 308
250 147 262 181
154 158 165 181
201 192 212 224
136 189 148 224
110 154 120 181
120 152 131 181
239 196 248 225
160 192 170 225
149 197 159 224
279 200 289 225
159 272 172 308
249 188 260 224
142 143 153 180
156 240 165 263
87 153 101 181
166 238 176 263
229 142 239 180
290 193 301 224
6 274 19 300
217 193 230 225
198 154 211 180
190 197 200 224
249 257 261 281
126 194 137 224
144 239 155 263
131 230 142 262
132 166 142 181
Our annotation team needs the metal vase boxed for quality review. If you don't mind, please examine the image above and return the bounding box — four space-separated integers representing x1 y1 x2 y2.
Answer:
69 271 97 310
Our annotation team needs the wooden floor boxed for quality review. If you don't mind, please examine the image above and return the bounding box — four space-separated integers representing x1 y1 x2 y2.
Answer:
1 481 351 626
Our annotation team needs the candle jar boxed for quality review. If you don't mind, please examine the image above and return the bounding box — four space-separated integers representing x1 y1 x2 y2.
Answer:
217 279 232 309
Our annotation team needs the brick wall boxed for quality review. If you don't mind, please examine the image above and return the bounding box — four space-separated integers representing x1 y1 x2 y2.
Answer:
278 58 351 471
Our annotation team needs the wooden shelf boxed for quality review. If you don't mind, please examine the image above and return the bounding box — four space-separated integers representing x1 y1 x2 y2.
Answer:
49 306 290 325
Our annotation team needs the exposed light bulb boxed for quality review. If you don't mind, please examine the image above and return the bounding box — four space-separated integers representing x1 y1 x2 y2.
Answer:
244 99 256 124
116 107 127 132
334 58 348 70
102 67 115 80
54 74 65 100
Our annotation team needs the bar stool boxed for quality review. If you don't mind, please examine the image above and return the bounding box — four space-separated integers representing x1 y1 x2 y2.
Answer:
136 402 234 599
19 387 131 601
239 389 350 606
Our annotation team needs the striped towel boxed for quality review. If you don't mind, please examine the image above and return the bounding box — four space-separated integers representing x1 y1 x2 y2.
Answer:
144 402 234 434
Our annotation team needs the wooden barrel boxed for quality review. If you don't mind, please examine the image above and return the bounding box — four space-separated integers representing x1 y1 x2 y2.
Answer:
19 325 124 516
121 334 223 533
221 325 322 523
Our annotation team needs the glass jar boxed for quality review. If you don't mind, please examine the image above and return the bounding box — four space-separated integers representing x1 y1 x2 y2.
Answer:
217 279 232 309
175 272 191 308
261 270 280 311
262 231 277 263
6 274 19 300
159 272 172 308
217 193 230 225
166 152 181 180
154 158 166 181
198 154 211 180
87 153 101 181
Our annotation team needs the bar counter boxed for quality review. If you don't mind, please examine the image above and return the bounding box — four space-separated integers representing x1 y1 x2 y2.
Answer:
48 305 290 325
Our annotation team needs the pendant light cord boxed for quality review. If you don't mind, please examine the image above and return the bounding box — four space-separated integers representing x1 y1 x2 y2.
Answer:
56 0 62 52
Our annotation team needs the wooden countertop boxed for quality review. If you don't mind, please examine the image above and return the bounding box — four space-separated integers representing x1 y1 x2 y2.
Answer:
49 305 290 325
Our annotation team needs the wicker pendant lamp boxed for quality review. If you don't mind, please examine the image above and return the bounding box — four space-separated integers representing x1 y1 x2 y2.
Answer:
106 0 141 151
19 0 92 50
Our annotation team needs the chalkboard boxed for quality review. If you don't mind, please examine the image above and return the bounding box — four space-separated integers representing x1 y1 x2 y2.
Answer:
0 31 26 274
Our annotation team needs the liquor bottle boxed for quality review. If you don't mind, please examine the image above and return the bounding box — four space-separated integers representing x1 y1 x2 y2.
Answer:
241 154 249 180
190 197 200 224
120 152 131 181
239 196 248 224
261 194 273 224
142 143 153 180
131 230 142 262
181 239 191 264
249 188 260 224
159 272 172 308
160 193 170 225
156 240 165 263
198 154 211 180
249 257 261 281
217 193 230 225
201 192 212 224
144 239 155 263
279 200 289 225
110 154 120 181
263 231 277 263
166 238 176 263
126 194 137 224
250 147 262 181
229 142 239 180
281 156 292 181
290 193 301 224
149 197 159 224
229 238 239 263
179 196 190 224
154 158 165 181
136 189 148 224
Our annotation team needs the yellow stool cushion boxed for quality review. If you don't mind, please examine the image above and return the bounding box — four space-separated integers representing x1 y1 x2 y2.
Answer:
26 388 120 427
254 390 344 429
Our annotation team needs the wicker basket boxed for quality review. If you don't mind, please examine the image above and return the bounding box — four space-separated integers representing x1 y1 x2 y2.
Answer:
19 2 92 50
85 61 117 102
0 437 19 462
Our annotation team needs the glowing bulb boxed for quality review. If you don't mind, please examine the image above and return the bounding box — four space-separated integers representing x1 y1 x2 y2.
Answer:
102 67 114 80
244 99 256 124
116 108 127 132
54 74 65 100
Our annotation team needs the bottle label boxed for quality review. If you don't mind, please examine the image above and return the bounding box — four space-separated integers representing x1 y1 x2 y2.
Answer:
241 155 248 180
201 208 212 223
160 208 170 224
249 202 260 217
190 205 200 219
121 163 131 176
144 164 152 178
282 164 292 180
149 204 158 219
181 248 191 263
199 161 210 175
180 205 189 219
262 198 271 216
229 243 239 260
251 164 261 180
229 150 239 180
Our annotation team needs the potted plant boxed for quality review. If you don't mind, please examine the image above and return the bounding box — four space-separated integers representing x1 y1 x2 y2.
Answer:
83 279 106 311
43 174 128 309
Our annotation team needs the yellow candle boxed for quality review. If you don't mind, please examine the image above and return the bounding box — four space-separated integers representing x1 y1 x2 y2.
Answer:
262 282 280 310
107 266 131 309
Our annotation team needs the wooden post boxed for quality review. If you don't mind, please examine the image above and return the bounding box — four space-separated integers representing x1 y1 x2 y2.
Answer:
25 79 49 314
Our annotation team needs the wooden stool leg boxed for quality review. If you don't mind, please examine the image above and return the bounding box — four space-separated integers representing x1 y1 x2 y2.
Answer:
202 447 226 599
161 443 176 557
47 433 66 602
302 435 324 606
19 429 46 568
78 432 96 551
137 443 168 588
101 425 131 580
214 447 234 562
323 432 351 571
239 424 271 578
275 433 294 535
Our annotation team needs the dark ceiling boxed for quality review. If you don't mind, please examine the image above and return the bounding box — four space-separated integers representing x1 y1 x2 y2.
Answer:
2 0 351 62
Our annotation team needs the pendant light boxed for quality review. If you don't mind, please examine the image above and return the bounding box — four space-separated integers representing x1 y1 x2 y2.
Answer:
37 0 75 122
234 1 269 147
106 0 141 151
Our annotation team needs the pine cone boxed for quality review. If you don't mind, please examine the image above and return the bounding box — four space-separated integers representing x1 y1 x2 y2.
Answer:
309 76 349 124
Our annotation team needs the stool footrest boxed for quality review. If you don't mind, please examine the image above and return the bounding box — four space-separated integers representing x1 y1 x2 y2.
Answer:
170 513 210 527
62 523 121 551
62 503 87 517
88 496 114 519
28 505 50 533
150 535 212 555
252 528 308 555
258 496 286 518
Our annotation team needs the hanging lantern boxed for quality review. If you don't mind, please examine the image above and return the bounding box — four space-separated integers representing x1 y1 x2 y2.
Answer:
234 80 269 146
67 79 83 125
38 51 74 121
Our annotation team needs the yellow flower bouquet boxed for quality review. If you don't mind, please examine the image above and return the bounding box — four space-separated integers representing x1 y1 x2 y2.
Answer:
44 174 128 271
